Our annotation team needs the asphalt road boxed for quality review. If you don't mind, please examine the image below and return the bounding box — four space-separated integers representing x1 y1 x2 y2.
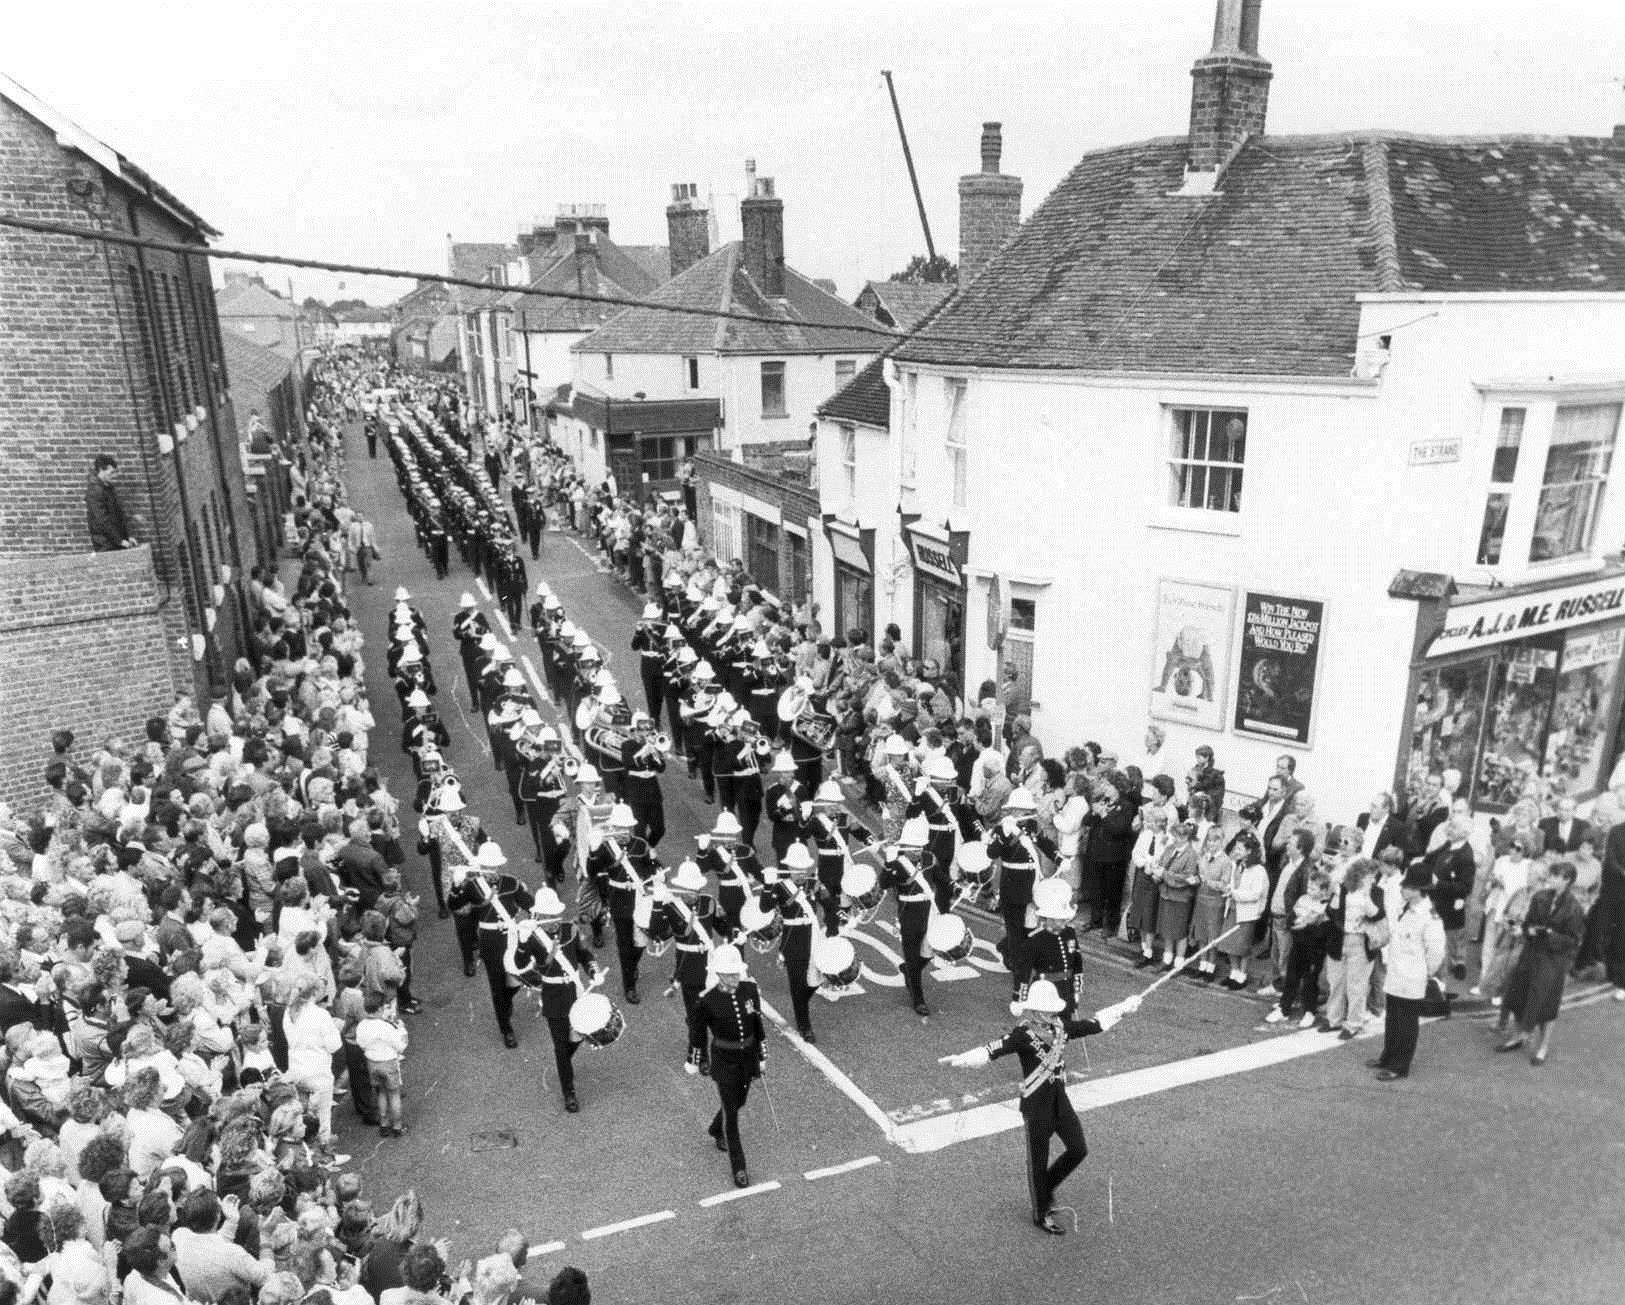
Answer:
328 421 1625 1305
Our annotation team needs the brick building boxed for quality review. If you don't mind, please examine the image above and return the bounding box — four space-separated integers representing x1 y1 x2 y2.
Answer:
0 74 267 805
691 447 818 614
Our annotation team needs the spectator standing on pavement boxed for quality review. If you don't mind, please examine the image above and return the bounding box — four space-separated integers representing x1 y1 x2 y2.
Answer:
85 454 137 551
1423 816 1477 987
355 990 409 1137
1371 865 1446 1081
1497 861 1587 1066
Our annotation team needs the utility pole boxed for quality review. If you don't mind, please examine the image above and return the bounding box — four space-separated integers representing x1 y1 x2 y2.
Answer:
881 70 937 262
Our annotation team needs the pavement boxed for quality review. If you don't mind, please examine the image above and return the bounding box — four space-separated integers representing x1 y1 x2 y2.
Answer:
324 419 1625 1305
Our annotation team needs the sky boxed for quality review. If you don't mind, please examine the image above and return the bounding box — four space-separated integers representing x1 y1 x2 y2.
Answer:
9 0 1625 306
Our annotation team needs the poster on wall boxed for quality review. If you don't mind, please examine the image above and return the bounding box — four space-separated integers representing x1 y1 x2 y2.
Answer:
1149 580 1236 732
1232 592 1326 745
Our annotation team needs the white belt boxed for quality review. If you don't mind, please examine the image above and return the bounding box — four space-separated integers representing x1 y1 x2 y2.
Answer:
676 942 708 952
628 770 659 779
541 976 574 985
898 893 930 904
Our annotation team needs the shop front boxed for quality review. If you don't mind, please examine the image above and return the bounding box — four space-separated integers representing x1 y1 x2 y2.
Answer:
823 518 876 642
1404 570 1625 811
901 519 968 693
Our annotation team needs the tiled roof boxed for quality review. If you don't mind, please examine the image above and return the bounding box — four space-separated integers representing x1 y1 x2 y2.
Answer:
505 238 665 333
448 242 517 312
221 330 293 398
896 132 1625 378
618 244 672 284
216 280 298 320
816 356 890 429
575 243 892 357
857 280 952 331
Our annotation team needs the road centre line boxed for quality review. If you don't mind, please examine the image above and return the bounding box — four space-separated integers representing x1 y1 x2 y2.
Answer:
495 611 513 639
757 997 899 1143
804 1155 882 1181
698 1180 781 1208
526 1241 567 1258
475 578 492 601
519 654 553 705
580 1210 676 1241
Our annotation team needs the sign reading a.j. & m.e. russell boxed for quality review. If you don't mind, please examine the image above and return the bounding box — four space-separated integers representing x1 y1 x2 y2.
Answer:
1426 574 1625 659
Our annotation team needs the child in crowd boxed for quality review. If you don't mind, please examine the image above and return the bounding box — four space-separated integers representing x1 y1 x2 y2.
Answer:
1268 867 1335 1028
355 991 408 1138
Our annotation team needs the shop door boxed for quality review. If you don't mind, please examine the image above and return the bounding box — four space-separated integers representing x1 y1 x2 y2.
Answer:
996 597 1037 717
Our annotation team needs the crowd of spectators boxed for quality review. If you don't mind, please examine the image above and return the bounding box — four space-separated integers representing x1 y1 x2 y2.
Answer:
0 355 590 1305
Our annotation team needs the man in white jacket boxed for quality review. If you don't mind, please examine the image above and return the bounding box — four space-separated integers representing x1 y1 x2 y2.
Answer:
1370 865 1446 1081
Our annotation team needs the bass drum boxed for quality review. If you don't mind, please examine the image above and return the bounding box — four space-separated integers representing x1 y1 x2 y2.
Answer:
739 899 782 954
925 913 973 964
568 992 626 1049
841 862 882 912
810 935 860 987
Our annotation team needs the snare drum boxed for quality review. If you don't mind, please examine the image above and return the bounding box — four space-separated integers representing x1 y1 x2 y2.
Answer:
568 992 626 1049
811 935 860 987
925 913 973 964
954 841 994 894
841 862 882 912
739 899 783 953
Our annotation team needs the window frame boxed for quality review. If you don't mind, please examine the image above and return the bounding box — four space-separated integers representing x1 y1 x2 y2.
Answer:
1165 406 1247 517
945 377 968 509
760 360 788 418
1468 392 1625 583
835 358 856 386
838 423 857 507
685 356 700 390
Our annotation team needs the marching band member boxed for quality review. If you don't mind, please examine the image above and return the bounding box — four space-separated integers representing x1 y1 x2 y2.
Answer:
452 594 487 711
881 816 938 1017
416 773 485 921
568 763 612 949
505 888 596 1114
679 658 718 802
760 844 819 1042
587 803 655 1004
942 981 1137 1235
744 639 781 736
1023 880 1086 1018
806 781 868 937
621 712 667 847
520 723 570 885
588 684 629 799
986 788 1056 995
449 841 534 1048
708 695 740 814
400 688 448 776
720 710 769 849
787 687 828 793
389 639 435 706
490 693 525 798
697 812 762 938
907 755 985 912
687 944 766 1190
660 859 715 1071
764 751 807 862
661 627 691 758
569 632 602 732
631 603 668 732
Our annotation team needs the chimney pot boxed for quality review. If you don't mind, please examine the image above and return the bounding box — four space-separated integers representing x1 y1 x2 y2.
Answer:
980 122 1003 174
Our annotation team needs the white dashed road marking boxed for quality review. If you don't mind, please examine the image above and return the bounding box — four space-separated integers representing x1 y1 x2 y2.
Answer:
698 1180 781 1207
804 1155 882 1181
526 1241 566 1258
520 654 553 705
580 1210 676 1241
475 578 493 601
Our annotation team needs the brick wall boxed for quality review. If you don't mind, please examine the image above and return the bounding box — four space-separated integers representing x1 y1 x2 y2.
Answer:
1186 53 1272 172
0 91 254 696
957 173 1023 282
692 451 818 603
0 548 179 808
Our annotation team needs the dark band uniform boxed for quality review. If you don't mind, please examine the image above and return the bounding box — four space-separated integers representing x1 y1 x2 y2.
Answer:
451 870 533 1044
881 850 937 1013
759 878 817 1038
984 1012 1104 1226
687 978 766 1179
508 922 596 1107
621 735 667 848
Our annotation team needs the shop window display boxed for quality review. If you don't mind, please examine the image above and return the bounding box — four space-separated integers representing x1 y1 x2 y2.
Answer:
1542 627 1623 796
1475 645 1560 809
1408 662 1491 803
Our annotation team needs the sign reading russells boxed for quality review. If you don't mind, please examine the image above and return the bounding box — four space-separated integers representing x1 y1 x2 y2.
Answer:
1233 592 1324 745
1427 574 1625 658
906 529 962 586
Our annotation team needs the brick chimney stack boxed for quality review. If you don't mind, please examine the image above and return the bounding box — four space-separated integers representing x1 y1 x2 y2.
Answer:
740 162 785 298
1183 0 1271 190
958 122 1023 283
666 183 710 277
573 230 601 298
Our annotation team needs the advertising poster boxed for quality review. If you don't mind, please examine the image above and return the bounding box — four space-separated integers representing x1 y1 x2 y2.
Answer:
1233 592 1325 745
1149 580 1235 732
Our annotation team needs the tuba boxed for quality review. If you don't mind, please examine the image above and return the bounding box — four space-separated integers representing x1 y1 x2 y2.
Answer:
776 684 838 754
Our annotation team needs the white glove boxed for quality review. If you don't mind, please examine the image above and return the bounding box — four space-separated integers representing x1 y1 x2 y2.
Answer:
939 1047 991 1069
1000 816 1018 837
683 1061 699 1076
1095 1005 1124 1032
1009 1001 1024 1019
